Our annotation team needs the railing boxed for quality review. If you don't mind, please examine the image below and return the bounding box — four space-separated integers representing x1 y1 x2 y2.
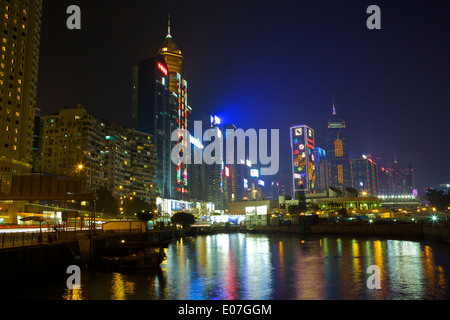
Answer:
0 228 144 249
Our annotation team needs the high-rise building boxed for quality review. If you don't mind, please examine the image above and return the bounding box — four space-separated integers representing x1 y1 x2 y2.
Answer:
377 166 393 196
314 147 331 193
133 16 187 201
104 125 132 199
204 115 225 211
290 125 316 197
326 102 350 192
350 155 379 197
41 105 107 193
156 14 184 95
0 0 42 194
173 73 190 201
128 129 157 201
386 160 408 195
132 55 172 198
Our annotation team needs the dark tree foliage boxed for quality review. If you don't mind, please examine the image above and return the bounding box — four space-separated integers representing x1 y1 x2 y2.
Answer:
425 189 450 212
171 211 196 228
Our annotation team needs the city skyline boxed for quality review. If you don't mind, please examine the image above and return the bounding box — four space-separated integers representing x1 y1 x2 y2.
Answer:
35 0 450 192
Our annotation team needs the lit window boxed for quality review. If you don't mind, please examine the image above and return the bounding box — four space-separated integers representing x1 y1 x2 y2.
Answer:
338 165 344 184
334 138 343 157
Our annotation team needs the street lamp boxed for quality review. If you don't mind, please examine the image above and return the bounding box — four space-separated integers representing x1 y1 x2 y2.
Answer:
76 161 95 233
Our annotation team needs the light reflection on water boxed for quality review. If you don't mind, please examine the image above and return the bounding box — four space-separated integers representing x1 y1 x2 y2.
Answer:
48 234 450 300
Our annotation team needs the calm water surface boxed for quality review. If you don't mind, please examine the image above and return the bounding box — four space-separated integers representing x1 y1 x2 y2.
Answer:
11 233 450 300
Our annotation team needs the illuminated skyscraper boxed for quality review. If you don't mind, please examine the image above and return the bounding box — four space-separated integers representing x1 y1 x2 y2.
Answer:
290 125 316 197
326 102 350 192
157 14 184 96
132 55 172 198
351 155 379 197
0 0 42 194
314 147 331 193
173 73 190 201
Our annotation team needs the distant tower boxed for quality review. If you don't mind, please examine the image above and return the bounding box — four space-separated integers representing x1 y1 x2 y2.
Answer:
326 99 351 192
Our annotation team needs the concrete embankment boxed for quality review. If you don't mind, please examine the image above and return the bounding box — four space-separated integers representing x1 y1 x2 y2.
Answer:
0 230 178 282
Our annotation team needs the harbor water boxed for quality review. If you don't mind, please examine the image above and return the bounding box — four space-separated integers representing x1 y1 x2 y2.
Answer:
7 233 450 300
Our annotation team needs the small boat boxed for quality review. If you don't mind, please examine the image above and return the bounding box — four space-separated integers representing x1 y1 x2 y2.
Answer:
247 227 257 233
102 246 166 268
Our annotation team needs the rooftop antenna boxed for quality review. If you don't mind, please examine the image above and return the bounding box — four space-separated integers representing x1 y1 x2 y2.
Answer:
332 94 336 115
167 13 171 37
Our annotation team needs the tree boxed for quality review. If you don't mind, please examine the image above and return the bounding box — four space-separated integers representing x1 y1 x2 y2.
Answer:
171 211 196 229
337 207 348 217
136 211 154 231
425 189 450 212
124 197 153 217
95 187 119 218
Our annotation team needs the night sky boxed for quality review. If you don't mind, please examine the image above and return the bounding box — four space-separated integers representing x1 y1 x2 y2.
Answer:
36 0 450 194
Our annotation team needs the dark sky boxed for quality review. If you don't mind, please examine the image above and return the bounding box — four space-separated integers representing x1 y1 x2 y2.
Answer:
36 0 450 193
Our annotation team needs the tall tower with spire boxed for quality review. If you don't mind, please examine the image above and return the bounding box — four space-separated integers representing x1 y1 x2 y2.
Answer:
326 99 351 192
157 14 184 95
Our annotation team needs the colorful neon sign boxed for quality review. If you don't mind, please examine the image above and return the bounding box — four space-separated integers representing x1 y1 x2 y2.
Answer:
157 62 168 76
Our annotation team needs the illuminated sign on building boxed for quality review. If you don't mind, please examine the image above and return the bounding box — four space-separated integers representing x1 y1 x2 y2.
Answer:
157 62 168 76
176 73 188 195
290 125 316 196
224 166 230 178
250 169 259 178
158 63 168 76
258 179 265 187
210 115 221 126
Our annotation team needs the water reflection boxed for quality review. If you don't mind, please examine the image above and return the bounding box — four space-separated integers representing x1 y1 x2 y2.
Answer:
58 234 450 300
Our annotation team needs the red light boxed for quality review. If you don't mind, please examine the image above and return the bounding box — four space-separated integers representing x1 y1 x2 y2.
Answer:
157 63 168 76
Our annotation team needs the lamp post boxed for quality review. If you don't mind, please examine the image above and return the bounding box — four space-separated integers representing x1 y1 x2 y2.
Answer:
76 161 95 234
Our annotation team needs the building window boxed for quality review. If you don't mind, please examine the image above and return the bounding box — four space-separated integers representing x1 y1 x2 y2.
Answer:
334 138 343 157
338 165 343 184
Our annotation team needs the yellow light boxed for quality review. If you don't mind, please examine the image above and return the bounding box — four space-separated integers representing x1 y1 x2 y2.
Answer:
77 164 84 170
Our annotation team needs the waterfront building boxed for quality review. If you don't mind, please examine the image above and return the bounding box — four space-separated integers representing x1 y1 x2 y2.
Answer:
127 129 157 202
385 160 409 196
314 147 331 193
0 0 43 195
41 105 107 193
350 155 379 197
187 133 206 202
290 125 316 197
173 73 190 201
229 199 279 227
326 102 351 192
133 16 188 201
132 55 172 199
204 115 225 211
104 125 132 199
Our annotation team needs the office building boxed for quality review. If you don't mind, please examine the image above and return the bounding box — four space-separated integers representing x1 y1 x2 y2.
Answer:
314 147 331 193
326 103 350 192
0 0 42 194
132 55 172 198
350 155 379 197
290 125 316 197
156 14 184 95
